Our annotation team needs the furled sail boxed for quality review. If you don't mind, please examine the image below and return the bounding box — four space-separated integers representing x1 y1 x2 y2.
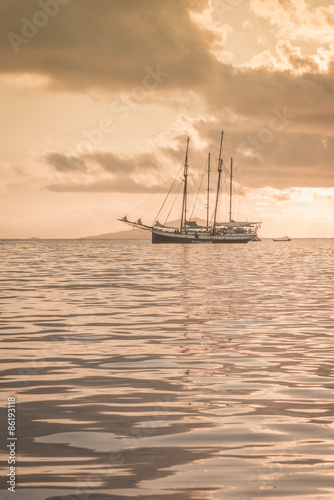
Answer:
185 220 199 227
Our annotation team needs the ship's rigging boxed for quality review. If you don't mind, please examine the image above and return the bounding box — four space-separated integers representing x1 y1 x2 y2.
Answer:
119 130 261 244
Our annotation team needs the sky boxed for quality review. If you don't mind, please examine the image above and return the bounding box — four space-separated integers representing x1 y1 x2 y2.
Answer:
1 0 334 238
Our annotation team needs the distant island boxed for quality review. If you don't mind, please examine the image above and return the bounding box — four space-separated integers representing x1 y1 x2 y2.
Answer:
82 218 211 240
81 229 150 240
81 218 208 240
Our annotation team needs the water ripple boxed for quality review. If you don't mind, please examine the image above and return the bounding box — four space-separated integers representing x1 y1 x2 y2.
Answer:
1 239 334 500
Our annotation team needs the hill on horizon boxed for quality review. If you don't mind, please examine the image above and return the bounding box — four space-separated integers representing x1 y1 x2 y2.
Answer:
82 218 207 239
82 229 150 240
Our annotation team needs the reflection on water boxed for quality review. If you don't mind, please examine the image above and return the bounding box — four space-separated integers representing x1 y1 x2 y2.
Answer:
1 239 334 500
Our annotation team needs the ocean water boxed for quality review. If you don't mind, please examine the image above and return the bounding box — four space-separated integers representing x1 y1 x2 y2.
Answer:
1 238 334 500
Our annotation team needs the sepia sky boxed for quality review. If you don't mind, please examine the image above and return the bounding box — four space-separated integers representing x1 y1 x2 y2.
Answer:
1 0 334 238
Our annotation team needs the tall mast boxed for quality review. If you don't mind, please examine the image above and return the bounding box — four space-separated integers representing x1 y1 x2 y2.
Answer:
212 130 224 231
180 136 190 232
229 157 233 222
206 152 211 229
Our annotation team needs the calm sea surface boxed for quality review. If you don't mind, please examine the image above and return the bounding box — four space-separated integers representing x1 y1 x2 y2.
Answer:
1 239 334 500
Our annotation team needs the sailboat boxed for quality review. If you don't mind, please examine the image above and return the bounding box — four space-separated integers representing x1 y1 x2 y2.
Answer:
119 131 261 244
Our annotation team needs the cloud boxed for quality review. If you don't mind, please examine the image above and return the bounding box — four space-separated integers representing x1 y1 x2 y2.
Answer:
165 118 334 190
45 152 87 172
86 151 158 174
250 0 334 43
47 178 161 193
1 0 333 134
43 123 334 193
45 149 160 174
43 148 171 193
276 41 320 73
1 0 219 92
245 41 334 74
200 61 334 135
234 132 334 189
3 0 334 197
272 190 294 202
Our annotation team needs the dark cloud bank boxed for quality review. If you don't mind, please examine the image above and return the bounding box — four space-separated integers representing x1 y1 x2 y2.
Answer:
2 0 333 192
